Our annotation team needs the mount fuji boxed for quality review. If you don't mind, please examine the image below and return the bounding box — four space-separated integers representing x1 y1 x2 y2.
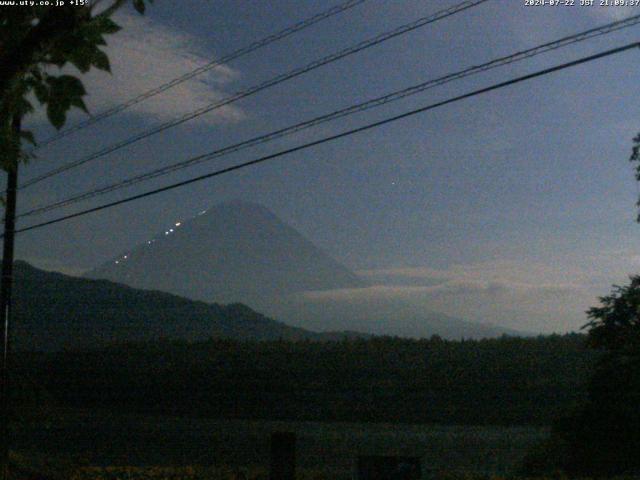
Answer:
86 201 520 339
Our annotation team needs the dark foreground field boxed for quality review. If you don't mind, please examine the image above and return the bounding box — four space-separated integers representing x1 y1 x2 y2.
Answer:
12 334 623 478
15 335 595 426
8 335 597 478
12 410 547 479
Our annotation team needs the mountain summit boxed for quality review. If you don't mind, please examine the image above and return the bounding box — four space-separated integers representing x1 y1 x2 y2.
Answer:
87 201 365 305
86 201 522 339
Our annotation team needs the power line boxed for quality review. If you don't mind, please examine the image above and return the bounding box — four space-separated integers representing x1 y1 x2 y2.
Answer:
12 41 640 236
17 13 640 219
21 0 487 188
32 0 369 149
18 0 490 190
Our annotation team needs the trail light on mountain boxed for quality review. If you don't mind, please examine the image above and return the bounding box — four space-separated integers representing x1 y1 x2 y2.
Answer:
82 201 514 338
86 201 365 307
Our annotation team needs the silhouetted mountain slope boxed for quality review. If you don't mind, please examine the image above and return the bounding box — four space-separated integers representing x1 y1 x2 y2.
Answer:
86 201 366 304
84 201 525 339
11 261 342 351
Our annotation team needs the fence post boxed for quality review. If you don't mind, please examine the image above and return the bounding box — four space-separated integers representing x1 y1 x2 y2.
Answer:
270 432 295 480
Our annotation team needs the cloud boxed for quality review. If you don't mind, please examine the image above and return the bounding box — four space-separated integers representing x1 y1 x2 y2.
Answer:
29 12 245 127
335 254 640 333
301 279 580 302
295 279 589 333
589 5 637 21
357 259 584 288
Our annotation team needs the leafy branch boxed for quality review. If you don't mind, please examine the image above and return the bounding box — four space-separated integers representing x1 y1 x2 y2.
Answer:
0 0 153 171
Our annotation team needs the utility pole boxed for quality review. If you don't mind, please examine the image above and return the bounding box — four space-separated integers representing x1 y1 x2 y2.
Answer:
0 115 20 480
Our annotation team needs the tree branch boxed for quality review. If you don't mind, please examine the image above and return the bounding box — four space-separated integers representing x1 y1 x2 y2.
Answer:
0 8 79 106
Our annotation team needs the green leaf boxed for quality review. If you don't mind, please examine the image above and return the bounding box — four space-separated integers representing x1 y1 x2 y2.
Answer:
18 97 34 116
133 0 146 14
70 97 89 114
95 16 121 34
68 47 94 73
44 75 88 128
33 82 49 104
92 49 111 72
46 102 66 130
54 75 87 98
20 130 36 146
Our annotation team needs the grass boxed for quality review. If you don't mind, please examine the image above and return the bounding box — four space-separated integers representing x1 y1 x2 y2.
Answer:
12 410 553 479
10 451 640 480
58 466 640 480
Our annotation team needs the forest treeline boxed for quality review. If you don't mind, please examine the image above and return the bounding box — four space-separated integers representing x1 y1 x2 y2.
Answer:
14 333 596 426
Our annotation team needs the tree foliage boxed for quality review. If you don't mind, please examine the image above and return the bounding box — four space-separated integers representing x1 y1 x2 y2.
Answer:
630 133 640 221
584 277 640 355
525 278 640 477
14 334 594 426
0 0 153 170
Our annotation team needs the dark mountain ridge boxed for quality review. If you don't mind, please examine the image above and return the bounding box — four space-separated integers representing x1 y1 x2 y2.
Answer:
11 261 359 351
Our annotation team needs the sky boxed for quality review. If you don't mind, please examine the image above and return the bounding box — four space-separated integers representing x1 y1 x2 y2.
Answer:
6 0 640 334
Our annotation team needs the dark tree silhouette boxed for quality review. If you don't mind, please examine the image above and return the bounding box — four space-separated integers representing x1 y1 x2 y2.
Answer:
526 278 640 477
522 134 640 477
585 277 640 354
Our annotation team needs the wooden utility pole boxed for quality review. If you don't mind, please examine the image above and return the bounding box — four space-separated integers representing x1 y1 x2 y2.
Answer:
0 115 20 480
